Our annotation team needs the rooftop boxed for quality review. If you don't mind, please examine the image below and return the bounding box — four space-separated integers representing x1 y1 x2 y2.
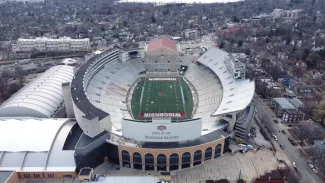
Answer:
0 118 76 172
0 171 13 183
314 140 325 151
147 37 178 52
0 65 74 118
272 98 296 110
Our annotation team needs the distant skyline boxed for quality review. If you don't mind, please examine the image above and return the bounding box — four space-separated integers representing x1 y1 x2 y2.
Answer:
119 0 243 4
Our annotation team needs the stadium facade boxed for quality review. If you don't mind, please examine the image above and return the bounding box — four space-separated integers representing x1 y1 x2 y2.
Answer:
0 37 255 179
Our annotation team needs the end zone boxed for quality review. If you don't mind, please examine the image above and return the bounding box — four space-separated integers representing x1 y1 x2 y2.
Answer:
139 112 186 118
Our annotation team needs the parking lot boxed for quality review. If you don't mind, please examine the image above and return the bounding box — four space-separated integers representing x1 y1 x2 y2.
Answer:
173 149 279 183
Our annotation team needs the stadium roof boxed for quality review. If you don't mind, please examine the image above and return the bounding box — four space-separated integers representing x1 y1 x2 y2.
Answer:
147 37 178 52
272 98 296 110
197 47 255 116
0 65 74 118
0 171 13 183
0 118 76 171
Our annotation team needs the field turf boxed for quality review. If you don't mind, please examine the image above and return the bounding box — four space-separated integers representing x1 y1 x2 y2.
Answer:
131 77 193 120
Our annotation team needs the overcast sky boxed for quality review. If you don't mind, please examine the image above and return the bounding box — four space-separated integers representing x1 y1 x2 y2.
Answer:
119 0 243 3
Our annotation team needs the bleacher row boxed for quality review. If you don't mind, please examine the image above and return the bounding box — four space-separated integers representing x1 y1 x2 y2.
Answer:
86 59 145 132
185 63 223 124
19 179 79 183
197 48 255 116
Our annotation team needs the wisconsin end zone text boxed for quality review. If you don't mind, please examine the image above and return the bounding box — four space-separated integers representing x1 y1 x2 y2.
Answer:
139 112 186 118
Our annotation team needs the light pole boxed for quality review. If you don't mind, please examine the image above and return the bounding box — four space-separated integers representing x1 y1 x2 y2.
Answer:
238 167 242 180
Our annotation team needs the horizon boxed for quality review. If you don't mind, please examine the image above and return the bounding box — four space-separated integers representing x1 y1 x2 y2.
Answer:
119 0 244 4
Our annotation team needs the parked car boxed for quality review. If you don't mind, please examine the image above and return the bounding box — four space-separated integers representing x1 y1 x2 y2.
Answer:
288 138 297 146
308 162 314 169
292 162 297 168
273 135 278 141
281 130 286 134
313 168 318 174
288 124 293 127
258 115 262 119
273 119 278 123
279 144 284 149
246 145 253 150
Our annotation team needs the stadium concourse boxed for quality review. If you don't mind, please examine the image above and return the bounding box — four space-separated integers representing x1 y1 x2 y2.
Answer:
0 37 255 181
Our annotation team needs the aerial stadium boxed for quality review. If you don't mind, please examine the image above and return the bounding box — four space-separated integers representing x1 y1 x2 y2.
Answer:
70 37 255 171
0 37 255 180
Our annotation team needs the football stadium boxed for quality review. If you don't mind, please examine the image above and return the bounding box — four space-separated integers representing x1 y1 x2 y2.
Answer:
70 37 255 172
0 37 255 180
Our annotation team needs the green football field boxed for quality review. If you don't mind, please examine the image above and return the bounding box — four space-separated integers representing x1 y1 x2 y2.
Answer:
131 77 193 120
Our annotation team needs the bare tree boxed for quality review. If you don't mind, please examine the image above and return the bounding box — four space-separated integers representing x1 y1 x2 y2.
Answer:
14 65 24 87
314 92 323 104
292 67 304 80
0 68 11 98
296 125 308 145
311 78 323 86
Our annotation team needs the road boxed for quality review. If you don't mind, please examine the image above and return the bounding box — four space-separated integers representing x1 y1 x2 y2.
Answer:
253 95 323 183
0 54 84 65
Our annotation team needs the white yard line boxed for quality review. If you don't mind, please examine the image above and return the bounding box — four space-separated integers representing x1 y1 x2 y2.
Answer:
139 79 145 113
179 78 186 113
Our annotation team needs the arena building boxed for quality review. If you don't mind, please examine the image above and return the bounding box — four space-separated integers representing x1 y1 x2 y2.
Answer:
0 65 74 118
0 37 255 179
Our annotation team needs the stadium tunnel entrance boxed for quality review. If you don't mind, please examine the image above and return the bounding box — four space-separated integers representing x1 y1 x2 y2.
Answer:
157 154 167 171
181 152 191 169
133 152 142 170
193 150 202 166
169 153 179 171
145 153 155 171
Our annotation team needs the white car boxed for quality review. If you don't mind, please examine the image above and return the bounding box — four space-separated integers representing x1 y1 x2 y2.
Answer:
273 136 278 141
313 168 318 174
308 163 314 169
292 162 296 168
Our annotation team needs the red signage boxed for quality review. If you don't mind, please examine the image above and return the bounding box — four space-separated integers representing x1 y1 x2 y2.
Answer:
139 112 186 118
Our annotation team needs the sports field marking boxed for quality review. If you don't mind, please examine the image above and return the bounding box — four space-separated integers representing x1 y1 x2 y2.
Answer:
179 78 186 113
139 80 145 114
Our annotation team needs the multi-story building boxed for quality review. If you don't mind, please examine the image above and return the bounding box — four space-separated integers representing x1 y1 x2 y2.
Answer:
271 9 303 19
17 37 90 52
184 29 199 40
282 109 304 124
271 98 296 117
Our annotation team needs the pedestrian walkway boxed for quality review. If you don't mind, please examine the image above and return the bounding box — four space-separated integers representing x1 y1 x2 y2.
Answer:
173 150 278 183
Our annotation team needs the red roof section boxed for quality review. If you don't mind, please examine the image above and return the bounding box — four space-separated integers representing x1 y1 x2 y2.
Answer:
147 37 178 52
